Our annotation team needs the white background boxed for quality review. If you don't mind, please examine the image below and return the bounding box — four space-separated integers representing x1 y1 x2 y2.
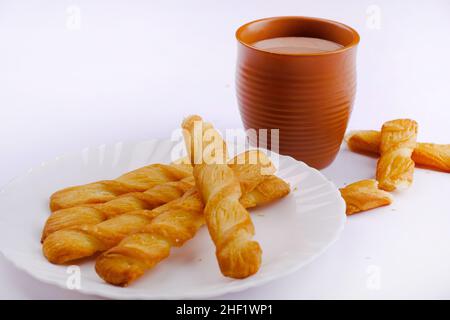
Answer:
0 0 449 299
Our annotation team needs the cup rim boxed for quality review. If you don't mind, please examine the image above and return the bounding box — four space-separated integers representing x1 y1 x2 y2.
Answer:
235 16 360 57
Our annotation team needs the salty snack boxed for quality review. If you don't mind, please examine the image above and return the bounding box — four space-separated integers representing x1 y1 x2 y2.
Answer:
42 150 272 240
182 115 262 278
42 114 294 287
42 178 194 240
95 176 290 286
50 163 192 211
413 143 450 172
346 130 450 172
345 130 381 155
376 119 418 191
340 179 393 215
43 152 276 264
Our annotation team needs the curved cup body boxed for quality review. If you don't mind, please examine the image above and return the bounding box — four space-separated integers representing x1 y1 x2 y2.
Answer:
236 16 359 169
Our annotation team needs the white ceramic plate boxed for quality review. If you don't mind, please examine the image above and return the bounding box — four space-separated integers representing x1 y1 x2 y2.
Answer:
0 139 345 299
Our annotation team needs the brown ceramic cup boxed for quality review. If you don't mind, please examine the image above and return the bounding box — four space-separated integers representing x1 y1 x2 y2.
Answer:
236 16 360 169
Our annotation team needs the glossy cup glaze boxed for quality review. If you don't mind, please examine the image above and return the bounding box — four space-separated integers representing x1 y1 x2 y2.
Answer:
236 16 360 169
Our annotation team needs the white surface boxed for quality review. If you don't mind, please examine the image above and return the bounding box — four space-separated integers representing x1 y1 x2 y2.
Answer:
0 139 346 299
0 0 449 299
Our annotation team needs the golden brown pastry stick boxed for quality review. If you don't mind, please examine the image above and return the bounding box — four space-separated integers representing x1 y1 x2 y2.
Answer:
43 197 188 264
345 130 381 155
340 179 393 215
95 176 290 286
43 153 276 264
50 163 193 211
42 178 194 241
42 150 273 240
182 115 262 279
43 177 280 265
346 130 450 172
376 119 418 191
412 143 450 172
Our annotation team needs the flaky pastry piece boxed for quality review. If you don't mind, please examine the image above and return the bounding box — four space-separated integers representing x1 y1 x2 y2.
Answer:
228 150 275 193
376 119 418 191
413 143 450 172
340 179 393 215
43 152 276 264
182 115 262 279
345 130 381 155
50 163 193 211
42 150 273 241
42 178 194 241
95 175 290 287
346 130 450 172
43 195 191 264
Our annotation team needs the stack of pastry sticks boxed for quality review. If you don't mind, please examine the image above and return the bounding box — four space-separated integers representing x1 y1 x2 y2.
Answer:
42 115 290 286
341 119 450 215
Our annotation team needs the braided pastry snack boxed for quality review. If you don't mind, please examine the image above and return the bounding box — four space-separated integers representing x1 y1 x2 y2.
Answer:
95 175 290 286
340 179 393 215
49 163 193 211
411 143 450 172
42 178 194 241
376 119 418 191
345 130 381 155
346 130 450 172
43 193 195 264
182 115 263 278
42 150 273 241
43 151 276 264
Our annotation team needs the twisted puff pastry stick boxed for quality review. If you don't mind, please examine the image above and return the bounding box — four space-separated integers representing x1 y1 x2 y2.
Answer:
182 115 262 278
346 130 450 172
95 176 290 286
376 119 418 191
340 179 393 215
42 178 194 241
49 163 193 211
42 150 273 240
43 195 192 264
43 152 276 264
